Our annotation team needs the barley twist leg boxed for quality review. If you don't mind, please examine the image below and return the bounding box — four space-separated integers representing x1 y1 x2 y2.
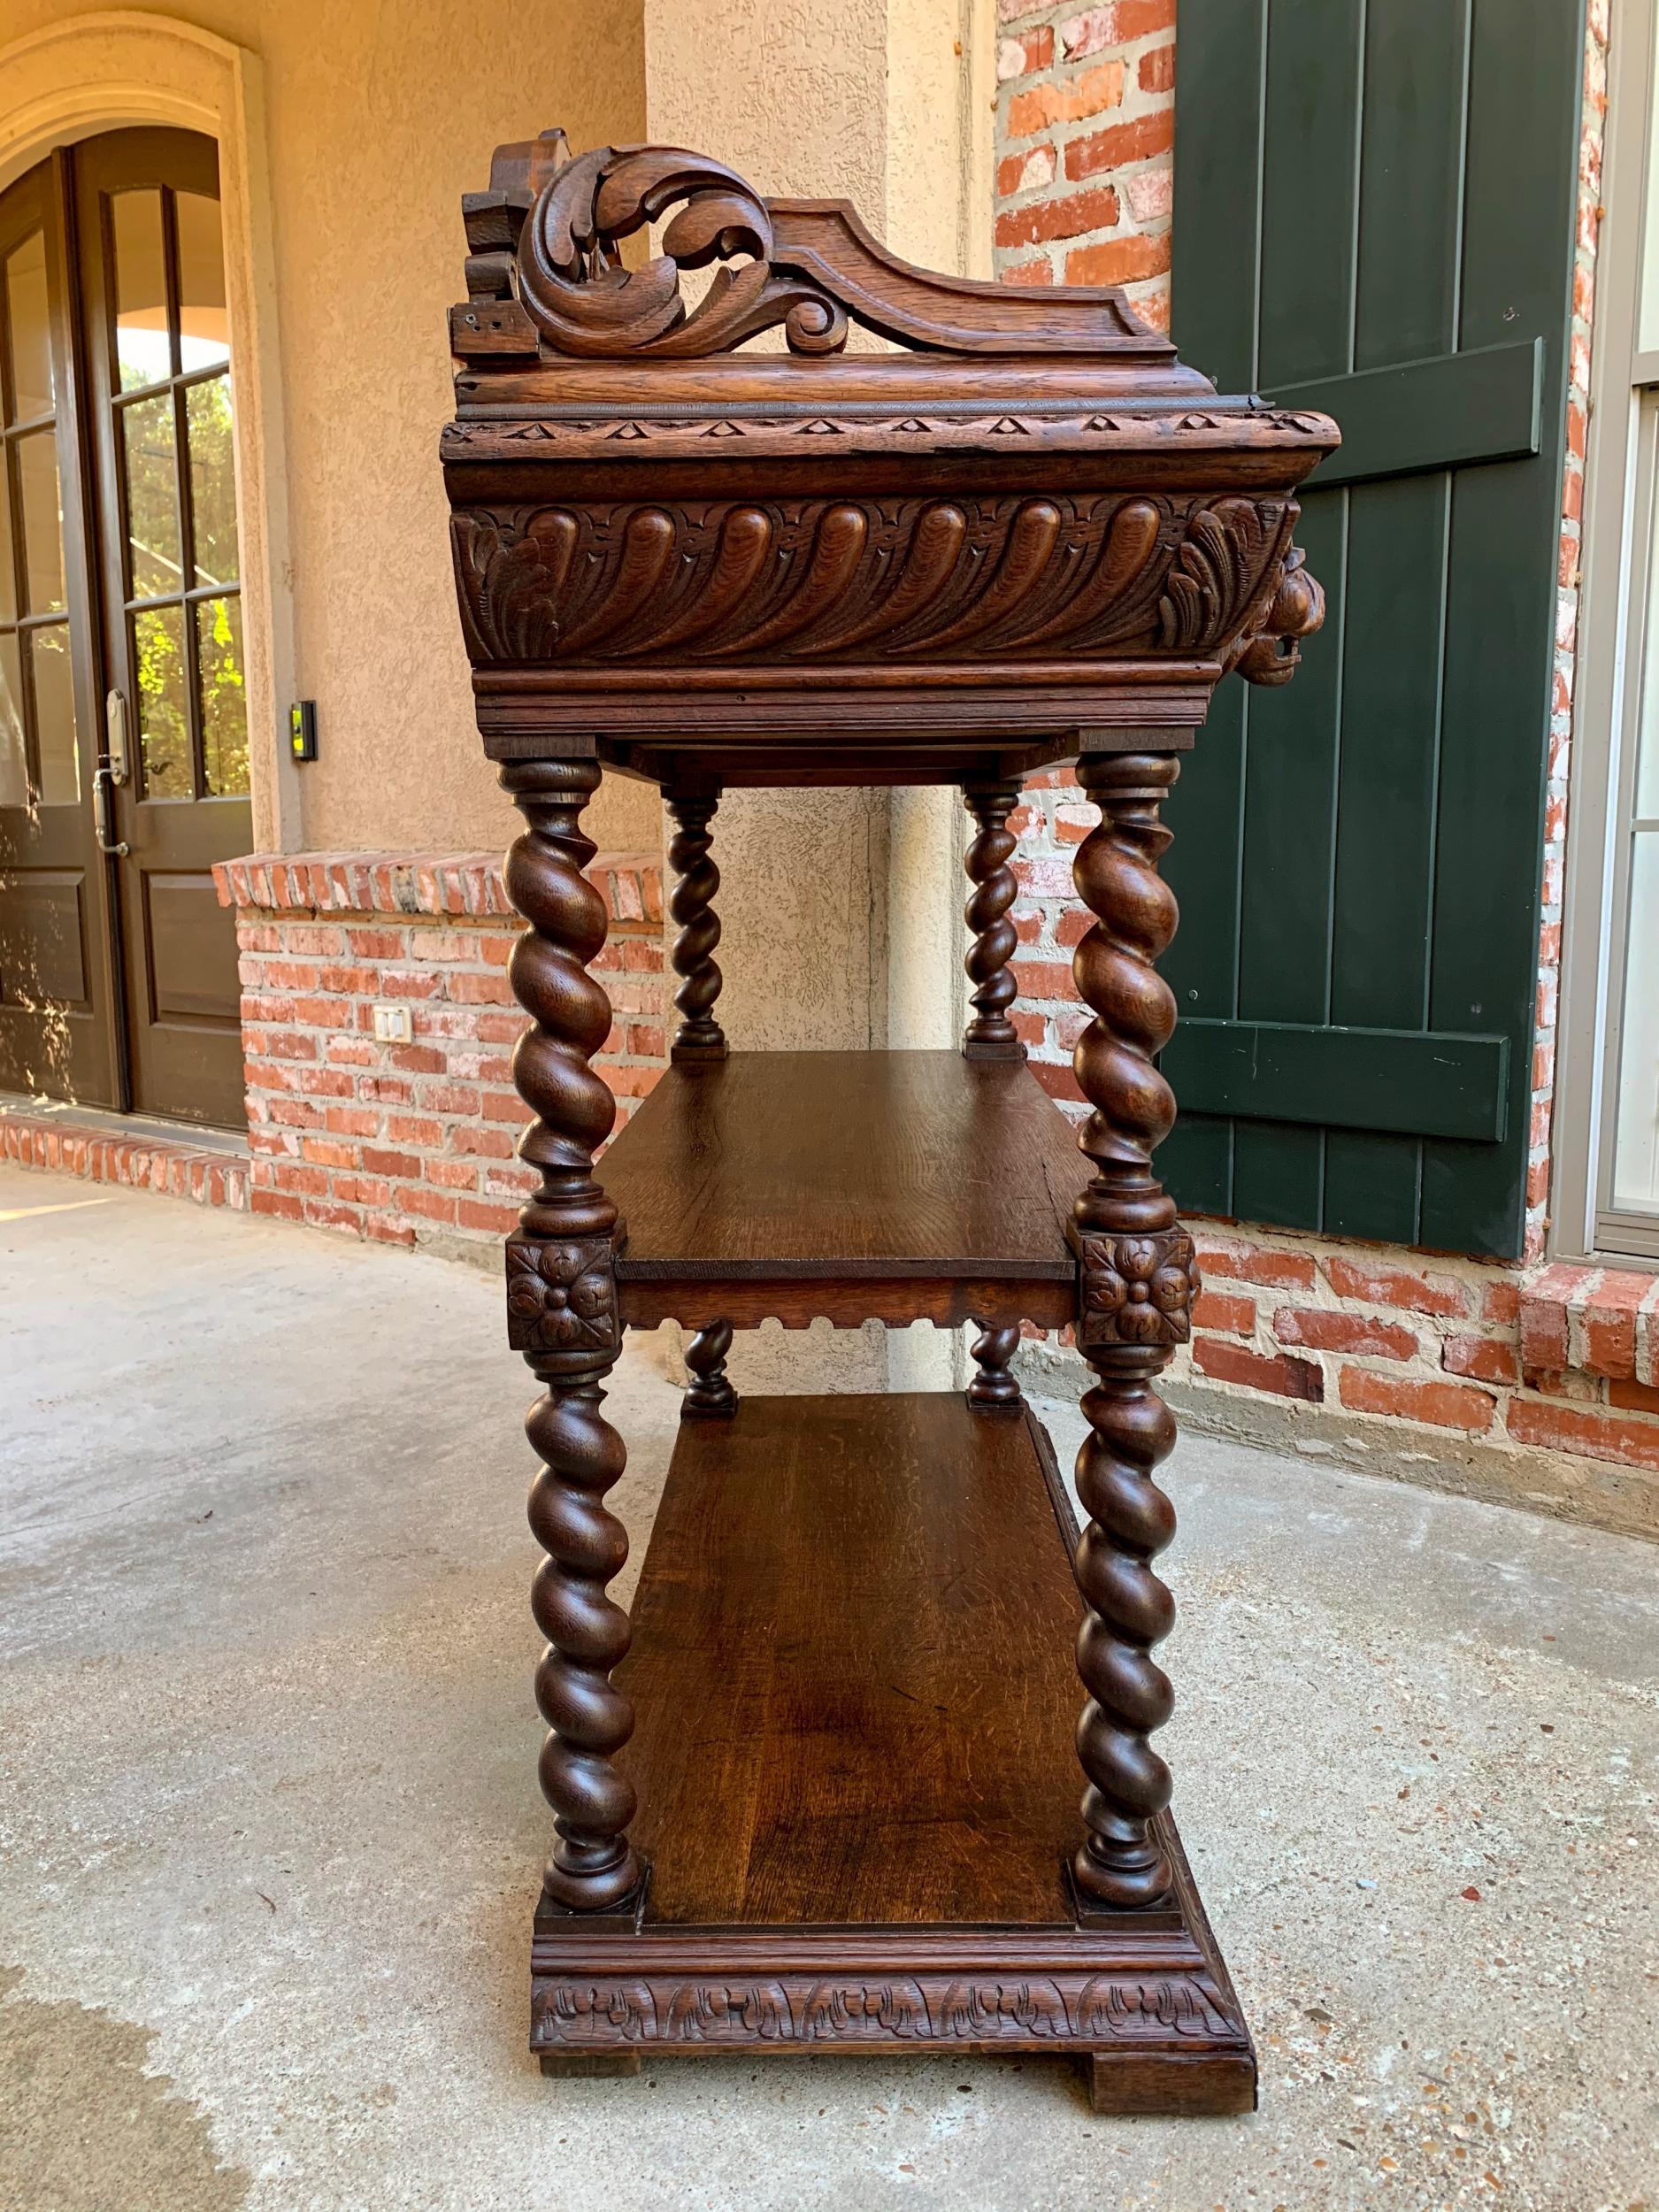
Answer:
963 780 1024 1060
667 787 726 1061
501 758 641 1914
1067 752 1194 1910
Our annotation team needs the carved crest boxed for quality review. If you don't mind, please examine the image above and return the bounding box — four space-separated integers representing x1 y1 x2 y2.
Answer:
456 127 1173 363
516 143 850 358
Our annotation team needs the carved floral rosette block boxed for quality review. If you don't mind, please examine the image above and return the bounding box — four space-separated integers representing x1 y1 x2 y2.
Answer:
506 1235 622 1364
1077 1228 1199 1351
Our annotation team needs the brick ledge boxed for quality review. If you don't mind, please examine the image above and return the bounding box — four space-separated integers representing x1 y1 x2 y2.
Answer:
1521 1262 1659 1383
213 849 663 927
1 1110 250 1211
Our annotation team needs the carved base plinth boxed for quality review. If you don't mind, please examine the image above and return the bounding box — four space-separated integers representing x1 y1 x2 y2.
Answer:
528 1824 1253 2108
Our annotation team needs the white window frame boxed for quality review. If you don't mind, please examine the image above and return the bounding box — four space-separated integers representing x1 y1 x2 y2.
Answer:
1558 0 1659 1264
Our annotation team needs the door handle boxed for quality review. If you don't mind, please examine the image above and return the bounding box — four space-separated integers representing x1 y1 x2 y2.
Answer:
93 762 129 857
104 689 130 785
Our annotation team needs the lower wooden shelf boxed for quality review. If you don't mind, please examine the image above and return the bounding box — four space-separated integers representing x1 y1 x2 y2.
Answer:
529 1392 1254 2112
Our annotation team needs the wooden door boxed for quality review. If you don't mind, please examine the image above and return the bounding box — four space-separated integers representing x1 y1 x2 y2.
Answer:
0 157 119 1107
1163 0 1586 1261
76 128 250 1127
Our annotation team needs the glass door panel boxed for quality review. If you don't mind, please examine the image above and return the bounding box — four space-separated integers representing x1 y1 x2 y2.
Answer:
0 157 114 1106
78 127 251 1125
2 226 77 807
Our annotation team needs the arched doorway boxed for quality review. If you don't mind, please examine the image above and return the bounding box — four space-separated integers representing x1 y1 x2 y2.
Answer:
0 127 250 1127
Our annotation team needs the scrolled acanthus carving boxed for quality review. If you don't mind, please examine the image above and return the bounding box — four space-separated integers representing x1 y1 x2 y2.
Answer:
516 142 849 359
450 494 1313 670
531 1971 1235 2049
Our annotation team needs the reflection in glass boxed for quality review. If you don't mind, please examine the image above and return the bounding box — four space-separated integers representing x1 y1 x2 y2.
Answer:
4 228 52 422
0 465 14 624
175 192 230 373
28 623 78 805
0 633 24 807
134 602 190 798
18 429 65 614
196 595 247 795
186 374 237 585
121 393 182 597
111 188 170 391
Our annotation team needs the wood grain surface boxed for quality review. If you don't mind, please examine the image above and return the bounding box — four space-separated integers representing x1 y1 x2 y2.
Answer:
604 1050 1089 1282
621 1392 1088 1927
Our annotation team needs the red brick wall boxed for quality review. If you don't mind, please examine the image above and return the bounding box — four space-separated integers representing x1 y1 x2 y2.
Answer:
213 853 664 1250
994 2 1659 1517
995 0 1176 325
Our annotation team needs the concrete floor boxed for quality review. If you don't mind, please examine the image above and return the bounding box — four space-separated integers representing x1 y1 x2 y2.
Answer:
2 1165 1656 2212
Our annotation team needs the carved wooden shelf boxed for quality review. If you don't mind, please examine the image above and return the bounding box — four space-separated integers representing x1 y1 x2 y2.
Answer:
440 127 1336 2116
603 1050 1088 1330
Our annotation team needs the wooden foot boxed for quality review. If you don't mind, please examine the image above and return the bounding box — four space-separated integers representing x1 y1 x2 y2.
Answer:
966 1320 1023 1411
682 1318 737 1417
540 2051 642 2080
1085 2050 1256 2116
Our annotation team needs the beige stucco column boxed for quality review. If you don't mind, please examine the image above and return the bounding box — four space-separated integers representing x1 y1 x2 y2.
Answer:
644 0 994 1388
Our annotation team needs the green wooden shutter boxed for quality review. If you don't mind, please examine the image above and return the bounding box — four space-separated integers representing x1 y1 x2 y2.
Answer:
1162 0 1585 1261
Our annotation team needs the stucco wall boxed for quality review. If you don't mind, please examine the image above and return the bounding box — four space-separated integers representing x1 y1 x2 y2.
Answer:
642 0 990 1057
1 0 657 856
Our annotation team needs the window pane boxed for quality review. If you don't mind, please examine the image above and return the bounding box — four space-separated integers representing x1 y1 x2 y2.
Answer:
1611 833 1659 1214
4 228 52 422
196 594 247 795
175 191 229 373
121 392 182 598
111 188 170 391
17 429 65 614
0 632 25 807
28 624 79 805
134 602 190 797
1641 674 1659 824
186 374 238 586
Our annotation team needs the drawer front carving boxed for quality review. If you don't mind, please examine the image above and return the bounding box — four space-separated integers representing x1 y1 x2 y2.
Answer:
451 493 1302 671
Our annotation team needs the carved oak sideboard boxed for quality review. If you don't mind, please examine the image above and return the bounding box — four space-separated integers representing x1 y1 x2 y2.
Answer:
441 129 1335 2115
